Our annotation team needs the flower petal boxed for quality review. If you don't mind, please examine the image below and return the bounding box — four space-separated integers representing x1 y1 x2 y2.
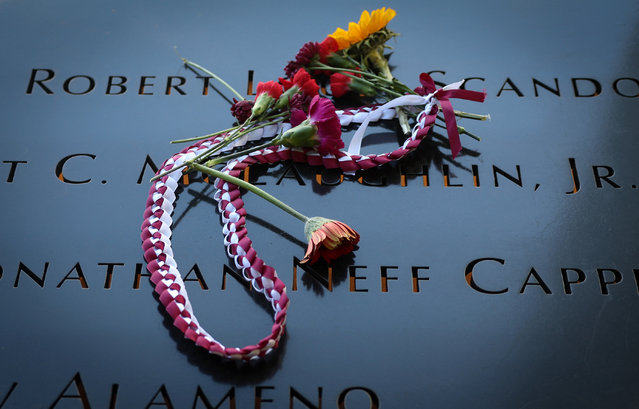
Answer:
309 96 337 123
329 28 351 49
327 7 396 50
290 109 308 127
358 10 371 30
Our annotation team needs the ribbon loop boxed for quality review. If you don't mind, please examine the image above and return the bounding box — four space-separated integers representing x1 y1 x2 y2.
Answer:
417 74 486 158
346 73 485 158
346 94 428 155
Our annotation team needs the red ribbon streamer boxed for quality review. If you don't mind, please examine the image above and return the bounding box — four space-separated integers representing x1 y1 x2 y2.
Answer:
416 73 486 158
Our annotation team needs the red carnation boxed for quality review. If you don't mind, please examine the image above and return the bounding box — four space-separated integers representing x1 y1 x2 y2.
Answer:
281 68 319 96
317 35 359 72
329 72 375 98
251 81 283 117
274 69 319 110
329 73 351 98
255 81 283 100
319 36 339 63
294 69 320 97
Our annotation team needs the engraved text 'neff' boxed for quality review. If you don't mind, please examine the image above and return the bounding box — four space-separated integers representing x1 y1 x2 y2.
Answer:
25 68 639 98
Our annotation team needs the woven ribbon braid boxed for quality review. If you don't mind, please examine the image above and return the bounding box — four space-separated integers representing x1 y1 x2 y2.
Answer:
141 105 438 360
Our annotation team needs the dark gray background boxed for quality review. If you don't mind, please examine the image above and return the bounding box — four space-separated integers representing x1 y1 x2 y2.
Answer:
1 0 638 408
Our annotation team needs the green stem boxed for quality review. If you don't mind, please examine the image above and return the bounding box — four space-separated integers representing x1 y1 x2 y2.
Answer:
454 110 491 121
366 47 393 80
190 162 309 223
309 63 397 88
339 71 403 98
171 125 239 144
391 79 417 95
199 113 292 162
458 126 482 141
183 117 283 157
434 122 481 141
171 110 288 145
205 139 277 167
183 58 245 101
150 117 287 182
311 63 418 96
151 125 245 182
366 48 412 135
343 55 365 70
151 127 246 182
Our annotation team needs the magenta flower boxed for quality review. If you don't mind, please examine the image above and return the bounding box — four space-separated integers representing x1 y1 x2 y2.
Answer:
275 95 343 155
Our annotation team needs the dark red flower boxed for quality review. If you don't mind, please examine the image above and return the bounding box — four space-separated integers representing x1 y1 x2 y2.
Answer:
284 41 320 77
301 217 360 264
284 60 302 79
230 98 254 123
289 93 313 111
295 42 320 66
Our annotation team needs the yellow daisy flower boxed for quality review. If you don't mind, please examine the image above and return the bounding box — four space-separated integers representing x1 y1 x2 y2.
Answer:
329 7 397 50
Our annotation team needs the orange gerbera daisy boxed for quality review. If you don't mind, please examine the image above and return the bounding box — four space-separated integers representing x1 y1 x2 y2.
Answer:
302 217 360 264
328 7 397 50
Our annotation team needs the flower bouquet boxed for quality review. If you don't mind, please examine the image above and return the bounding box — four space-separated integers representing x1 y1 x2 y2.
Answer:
142 7 488 360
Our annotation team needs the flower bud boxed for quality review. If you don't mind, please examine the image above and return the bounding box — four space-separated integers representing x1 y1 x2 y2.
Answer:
251 93 273 117
330 73 376 98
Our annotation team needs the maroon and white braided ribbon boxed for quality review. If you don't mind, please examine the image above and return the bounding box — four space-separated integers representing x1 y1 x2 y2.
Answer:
336 105 397 126
141 104 439 360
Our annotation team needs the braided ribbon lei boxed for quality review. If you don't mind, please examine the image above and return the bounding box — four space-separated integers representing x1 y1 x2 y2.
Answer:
141 78 485 360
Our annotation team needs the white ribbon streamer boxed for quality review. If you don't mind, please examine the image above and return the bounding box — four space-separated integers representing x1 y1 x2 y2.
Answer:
346 79 465 156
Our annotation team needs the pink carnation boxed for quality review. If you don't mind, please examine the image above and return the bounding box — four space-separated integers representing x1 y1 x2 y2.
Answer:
290 95 343 154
